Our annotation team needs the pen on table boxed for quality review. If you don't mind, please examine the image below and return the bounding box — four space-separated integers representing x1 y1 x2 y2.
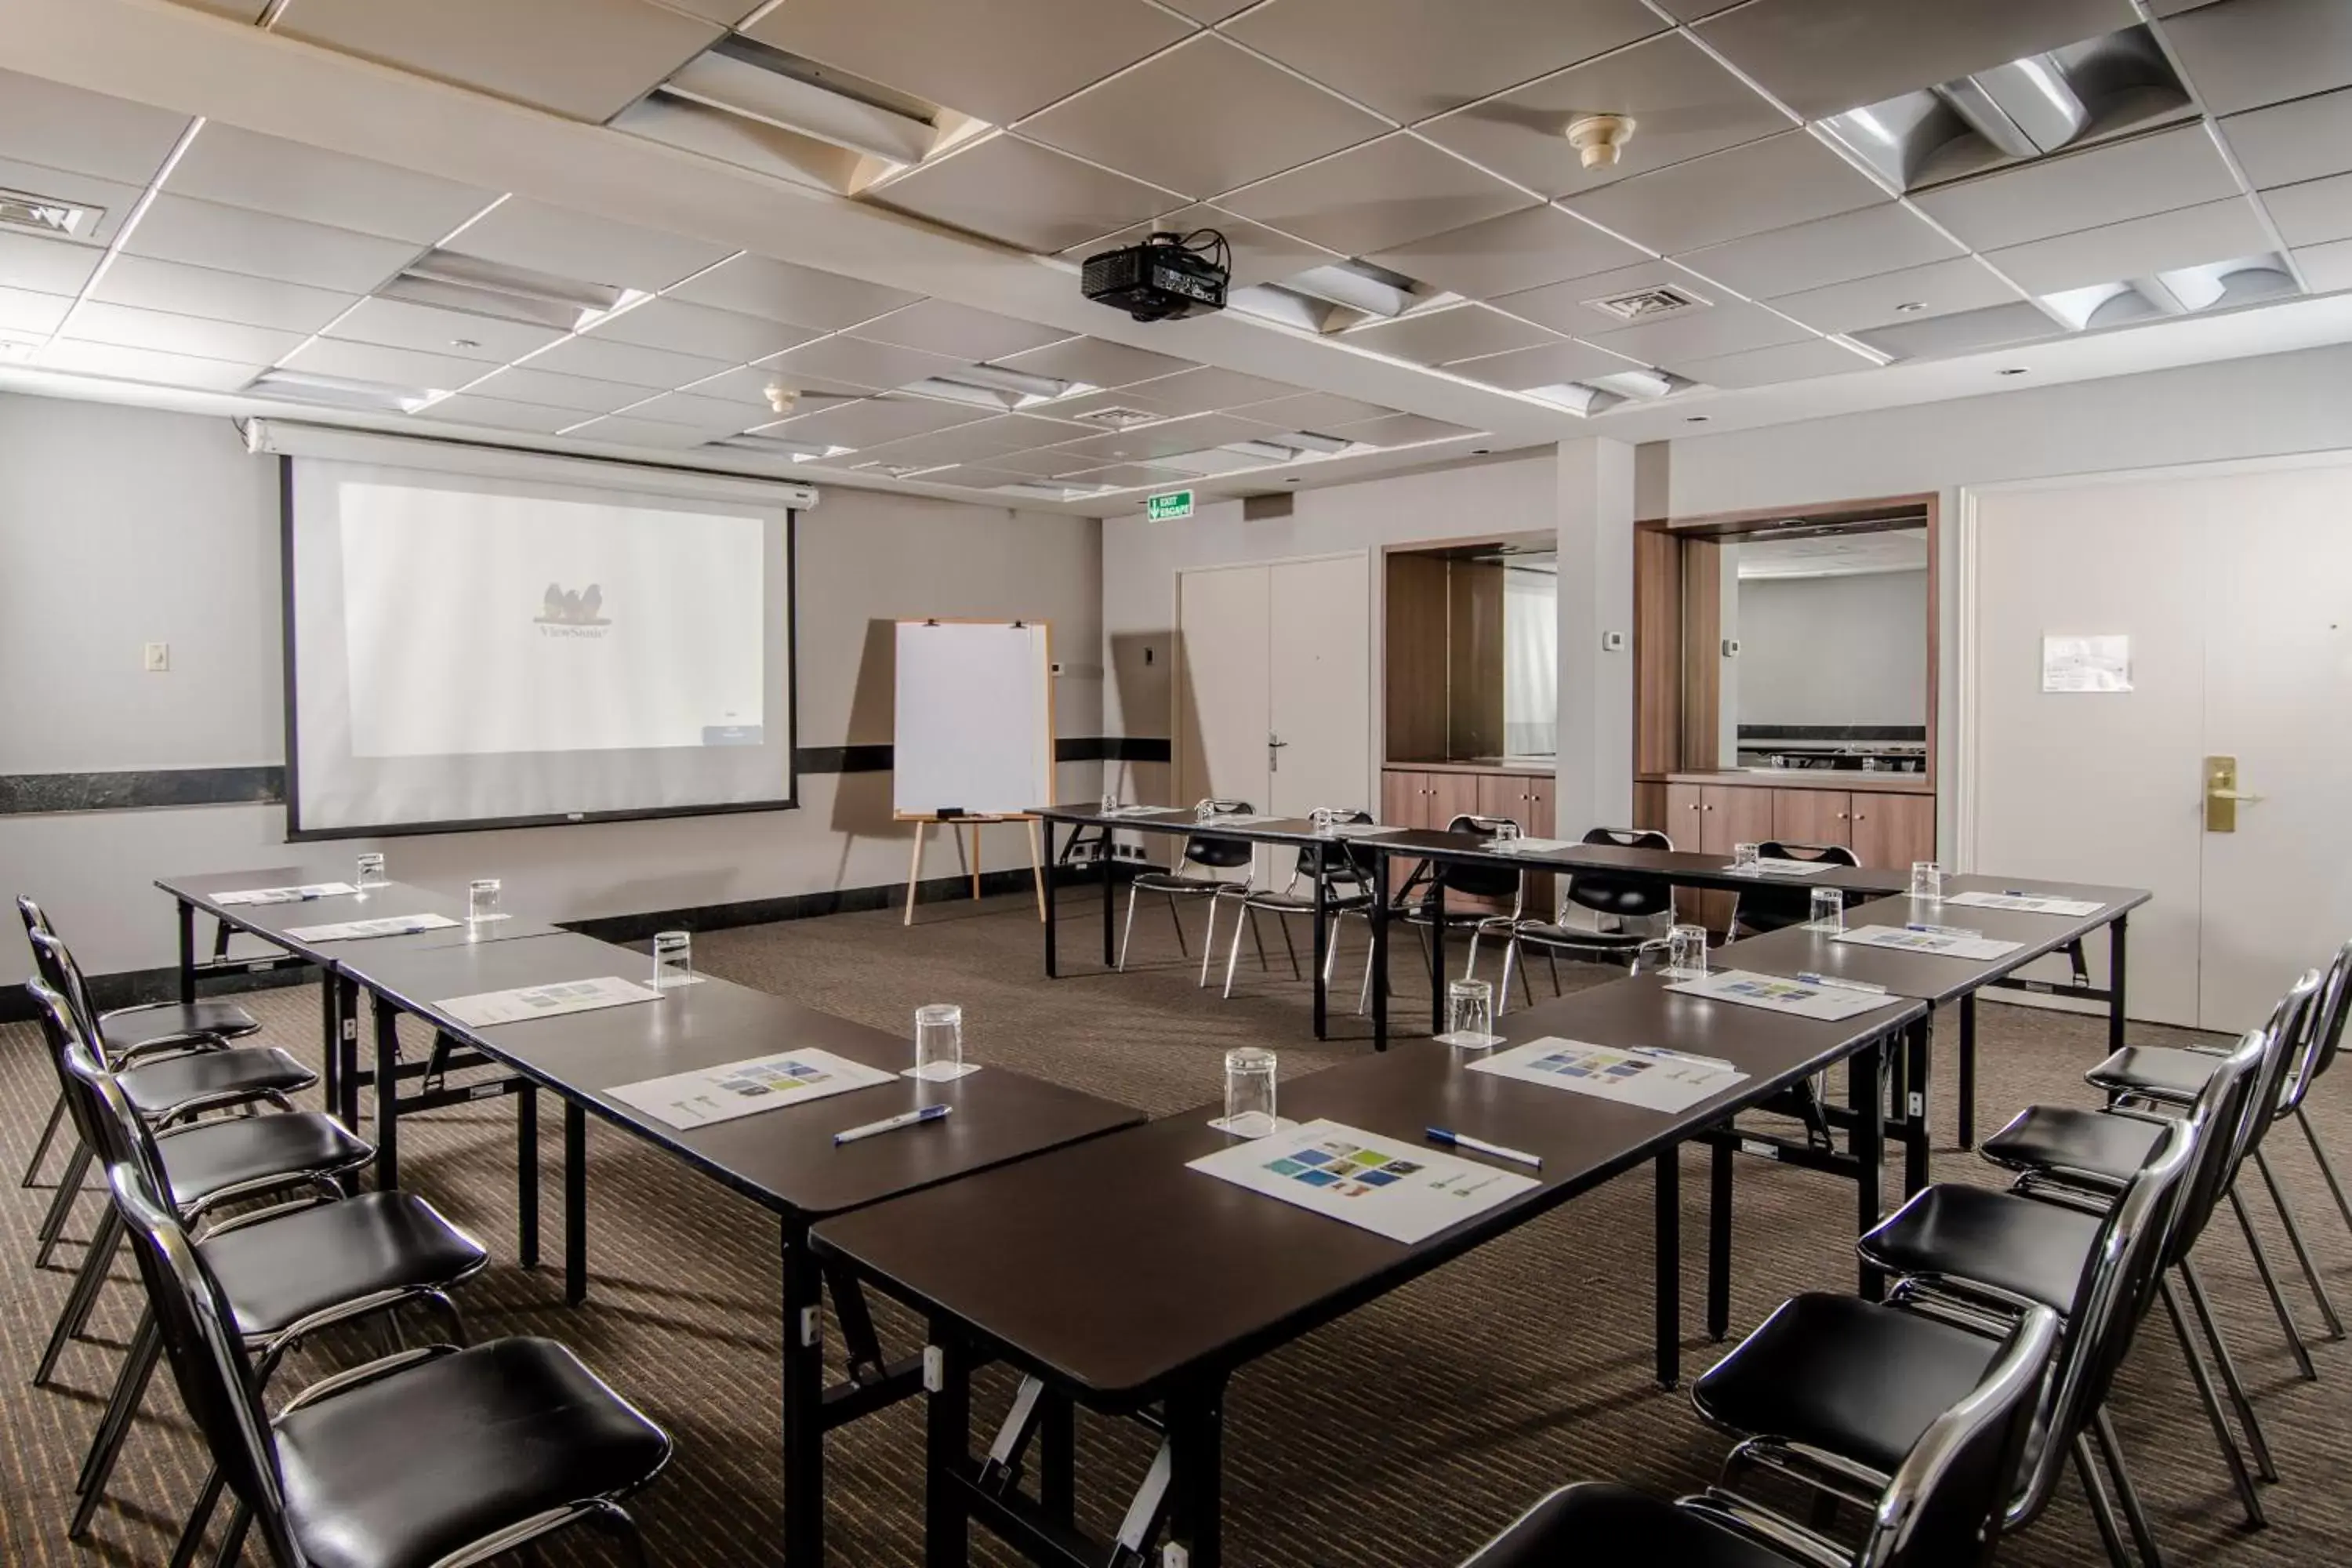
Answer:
1425 1126 1542 1170
833 1104 951 1146
1630 1044 1736 1070
1906 923 1980 937
1797 971 1890 995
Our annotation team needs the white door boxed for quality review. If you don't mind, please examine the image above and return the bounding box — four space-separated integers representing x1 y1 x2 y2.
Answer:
1268 554 1370 820
1970 459 2352 1030
1175 564 1271 812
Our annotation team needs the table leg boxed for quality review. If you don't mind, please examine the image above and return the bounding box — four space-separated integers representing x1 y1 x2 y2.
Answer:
1903 1014 1933 1197
1027 817 1046 923
318 966 339 1114
1958 992 1978 1151
1040 1389 1076 1526
1430 883 1448 1036
336 976 361 1130
517 1086 539 1270
1370 852 1390 1052
1655 1148 1681 1389
924 1323 972 1568
1043 820 1060 978
1708 1139 1733 1342
2110 913 2129 1054
782 1221 825 1568
1102 826 1118 969
1853 1036 1886 1301
1165 1377 1226 1568
905 822 924 927
370 993 399 1191
176 899 195 1006
563 1100 587 1307
967 822 982 902
1311 841 1329 1041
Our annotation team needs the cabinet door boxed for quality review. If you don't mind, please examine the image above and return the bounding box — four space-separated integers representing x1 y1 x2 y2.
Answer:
1851 793 1935 869
1522 776 1556 840
1475 771 1526 827
1772 789 1853 848
1381 768 1428 829
1666 783 1706 848
1700 785 1773 856
1429 771 1483 832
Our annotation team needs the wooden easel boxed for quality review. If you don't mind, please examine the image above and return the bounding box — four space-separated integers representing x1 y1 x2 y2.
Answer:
902 814 1046 925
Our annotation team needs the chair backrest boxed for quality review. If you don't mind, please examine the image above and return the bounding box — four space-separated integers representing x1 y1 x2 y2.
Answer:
30 978 184 1210
1860 1302 2062 1568
1432 814 1525 903
1181 800 1256 871
2229 968 2322 1171
1298 809 1377 895
2308 936 2352 1087
26 926 113 1069
2275 939 2352 1115
1733 841 1859 934
106 1160 303 1567
17 891 53 945
2160 1029 2270 1271
1563 827 1675 923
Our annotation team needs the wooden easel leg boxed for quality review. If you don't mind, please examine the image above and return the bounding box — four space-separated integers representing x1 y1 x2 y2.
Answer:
904 822 924 927
1027 818 1046 923
967 823 982 901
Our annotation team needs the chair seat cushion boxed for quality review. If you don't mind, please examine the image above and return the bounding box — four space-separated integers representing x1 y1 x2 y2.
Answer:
203 1193 487 1340
1691 1293 2000 1475
1514 923 1649 952
1240 890 1372 914
116 1044 314 1116
1464 1482 1796 1568
2085 1044 2214 1103
1132 873 1243 894
158 1112 372 1210
1980 1105 2163 1187
278 1338 670 1568
102 999 261 1053
1860 1184 2103 1314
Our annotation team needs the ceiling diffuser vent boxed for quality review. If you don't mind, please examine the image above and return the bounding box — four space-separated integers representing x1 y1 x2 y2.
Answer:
1069 406 1162 430
0 187 101 238
1585 285 1707 322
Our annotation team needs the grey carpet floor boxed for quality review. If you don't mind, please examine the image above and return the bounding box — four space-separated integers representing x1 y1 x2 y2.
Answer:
5 887 2351 1566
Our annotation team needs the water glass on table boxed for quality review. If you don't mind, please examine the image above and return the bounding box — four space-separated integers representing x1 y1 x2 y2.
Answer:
1440 978 1501 1048
1666 922 1710 981
652 930 693 989
354 852 387 893
1219 1047 1279 1138
912 1003 965 1080
1809 887 1845 934
1731 842 1761 872
466 877 501 924
1910 861 1945 900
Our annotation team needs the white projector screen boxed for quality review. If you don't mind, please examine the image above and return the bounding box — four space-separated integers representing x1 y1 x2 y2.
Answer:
285 445 798 836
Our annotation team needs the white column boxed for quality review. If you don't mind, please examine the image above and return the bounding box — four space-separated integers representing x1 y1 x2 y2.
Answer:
1554 438 1635 833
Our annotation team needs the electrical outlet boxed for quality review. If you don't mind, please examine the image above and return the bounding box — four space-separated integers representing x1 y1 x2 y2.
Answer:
1600 629 1626 652
143 641 169 673
1722 637 1742 659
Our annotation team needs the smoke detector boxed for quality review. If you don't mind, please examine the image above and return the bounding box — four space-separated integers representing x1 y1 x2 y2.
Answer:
1565 114 1636 169
764 382 797 416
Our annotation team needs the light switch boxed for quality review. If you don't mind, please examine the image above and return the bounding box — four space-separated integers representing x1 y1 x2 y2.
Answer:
1721 637 1741 659
1601 630 1626 652
143 641 169 673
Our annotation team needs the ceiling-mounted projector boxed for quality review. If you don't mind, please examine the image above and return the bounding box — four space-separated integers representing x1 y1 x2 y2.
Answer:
1081 230 1229 322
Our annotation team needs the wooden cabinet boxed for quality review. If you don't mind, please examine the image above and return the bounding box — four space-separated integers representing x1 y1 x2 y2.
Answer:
1851 791 1934 869
1475 772 1554 837
1670 782 1771 855
1381 768 1431 830
1772 789 1853 848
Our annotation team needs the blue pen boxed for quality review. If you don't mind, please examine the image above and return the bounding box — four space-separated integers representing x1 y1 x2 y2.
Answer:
1906 923 1980 938
834 1103 950 1146
1425 1126 1542 1169
1797 971 1889 995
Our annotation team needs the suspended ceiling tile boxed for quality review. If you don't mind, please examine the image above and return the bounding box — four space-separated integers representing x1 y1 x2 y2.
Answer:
1022 36 1386 200
36 339 262 392
171 1 272 18
1240 392 1403 431
1163 0 1257 20
564 414 723 449
667 253 920 331
744 0 1192 128
0 285 72 335
2220 89 2352 189
660 0 771 20
1417 33 1791 202
852 414 1099 467
0 67 191 184
1033 387 1189 423
1112 365 1303 416
1911 125 2241 253
523 333 735 389
1067 205 1339 287
281 337 491 392
1492 256 1717 335
1227 0 1664 124
993 336 1197 389
1320 411 1481 447
2295 237 2352 292
1220 134 1530 257
1044 412 1288 463
1338 303 1563 366
1674 336 1878 390
464 365 659 412
866 135 1177 256
60 301 307 365
1055 463 1200 488
1581 297 1813 363
0 156 147 247
444 198 734 294
1694 0 2137 122
418 394 587 434
887 464 1036 488
2161 0 2352 115
163 124 496 245
673 363 873 412
1567 132 1886 256
88 256 358 334
2262 172 2352 249
123 195 419 293
274 0 721 122
1767 256 2021 334
1675 202 1962 299
1650 0 1744 14
969 445 1108 478
760 334 970 392
1443 339 1646 390
612 390 764 431
1366 205 1648 300
327 296 566 362
763 394 994 447
1982 196 2278 293
1850 299 2063 359
0 230 104 298
854 299 1072 361
588 296 822 362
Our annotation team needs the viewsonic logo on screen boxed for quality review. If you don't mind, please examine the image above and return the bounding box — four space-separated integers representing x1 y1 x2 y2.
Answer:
535 583 611 638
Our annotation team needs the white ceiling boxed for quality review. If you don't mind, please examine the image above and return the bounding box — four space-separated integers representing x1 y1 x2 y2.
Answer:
0 0 2343 515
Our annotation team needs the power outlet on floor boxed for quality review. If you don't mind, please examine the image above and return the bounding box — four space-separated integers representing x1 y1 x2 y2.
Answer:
142 641 169 673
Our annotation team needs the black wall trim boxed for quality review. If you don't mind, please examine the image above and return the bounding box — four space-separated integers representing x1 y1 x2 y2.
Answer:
0 766 286 815
793 737 1171 775
1736 724 1926 743
1076 736 1172 763
795 743 897 775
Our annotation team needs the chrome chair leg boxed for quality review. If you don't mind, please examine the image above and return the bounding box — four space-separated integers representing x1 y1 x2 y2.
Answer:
2254 1145 2343 1338
170 1469 224 1568
2180 1260 2278 1483
1322 918 1343 986
73 1311 162 1537
1116 882 1142 971
1358 933 1377 1016
212 1500 252 1568
20 1090 68 1186
1197 895 1221 988
1221 906 1247 1000
1248 907 1271 972
2293 1105 2352 1238
2158 1272 2266 1526
1275 913 1301 980
2071 1432 2137 1568
2229 1186 2318 1379
1165 892 1189 960
2091 1408 2171 1566
34 1142 93 1266
36 1206 122 1386
1497 937 1519 1018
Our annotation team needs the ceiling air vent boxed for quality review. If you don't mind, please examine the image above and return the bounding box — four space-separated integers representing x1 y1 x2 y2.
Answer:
1069 406 1163 430
0 187 101 238
1584 285 1706 323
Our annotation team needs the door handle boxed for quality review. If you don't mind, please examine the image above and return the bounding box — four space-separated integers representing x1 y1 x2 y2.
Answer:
2205 755 2262 833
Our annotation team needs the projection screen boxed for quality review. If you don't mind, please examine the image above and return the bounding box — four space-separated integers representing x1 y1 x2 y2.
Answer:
275 427 806 837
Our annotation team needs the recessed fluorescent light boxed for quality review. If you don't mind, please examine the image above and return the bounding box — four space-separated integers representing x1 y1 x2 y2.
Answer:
1286 261 1423 319
249 368 441 412
1220 437 1301 463
1524 382 1615 416
659 35 935 166
903 365 1090 411
1278 430 1353 456
383 250 631 332
715 433 855 461
1585 367 1679 400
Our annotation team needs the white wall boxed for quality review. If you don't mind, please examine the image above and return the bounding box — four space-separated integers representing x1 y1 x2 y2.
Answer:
0 393 1102 975
1736 570 1928 728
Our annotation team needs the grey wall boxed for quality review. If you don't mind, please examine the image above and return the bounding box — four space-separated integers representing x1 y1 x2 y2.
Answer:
1735 570 1928 728
0 393 1102 975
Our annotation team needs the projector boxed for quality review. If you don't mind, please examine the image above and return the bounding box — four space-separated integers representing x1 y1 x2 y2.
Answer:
1081 231 1229 322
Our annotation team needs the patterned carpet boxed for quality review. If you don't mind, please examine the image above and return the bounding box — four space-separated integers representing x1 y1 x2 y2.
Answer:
5 888 2351 1566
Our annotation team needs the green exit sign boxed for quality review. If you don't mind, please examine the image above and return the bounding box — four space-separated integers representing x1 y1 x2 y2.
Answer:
1146 488 1194 521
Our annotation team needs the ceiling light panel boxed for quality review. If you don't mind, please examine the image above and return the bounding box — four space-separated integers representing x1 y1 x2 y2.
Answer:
866 133 1175 256
659 35 938 166
159 123 495 245
1221 136 1531 258
0 67 192 185
122 194 420 293
667 252 920 330
442 198 734 293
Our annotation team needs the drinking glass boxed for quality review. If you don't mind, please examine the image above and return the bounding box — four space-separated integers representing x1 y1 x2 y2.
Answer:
1668 923 1710 981
913 1003 964 1080
1809 887 1846 934
652 931 693 990
1911 861 1945 900
466 878 501 924
1100 791 1120 816
1221 1047 1279 1138
354 853 387 894
1443 978 1498 1047
1731 841 1761 872
1195 799 1218 822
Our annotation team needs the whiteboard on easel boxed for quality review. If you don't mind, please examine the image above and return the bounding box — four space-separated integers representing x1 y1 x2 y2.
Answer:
892 620 1054 818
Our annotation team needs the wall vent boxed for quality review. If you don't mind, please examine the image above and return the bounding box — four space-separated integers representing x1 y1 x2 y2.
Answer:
1585 285 1707 322
1243 492 1295 521
0 187 100 238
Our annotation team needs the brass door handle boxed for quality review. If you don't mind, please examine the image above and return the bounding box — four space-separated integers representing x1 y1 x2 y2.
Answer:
2209 789 2266 802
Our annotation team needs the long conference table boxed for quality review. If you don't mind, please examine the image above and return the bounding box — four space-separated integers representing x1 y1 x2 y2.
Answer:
154 869 1145 1568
